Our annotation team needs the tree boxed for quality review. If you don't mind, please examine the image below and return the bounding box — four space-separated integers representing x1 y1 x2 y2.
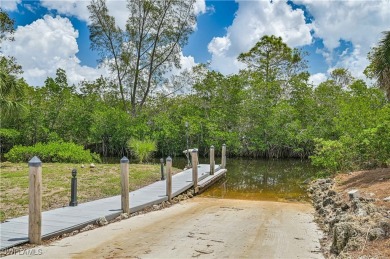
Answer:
0 8 14 43
365 31 390 100
0 10 25 118
329 68 352 89
88 0 196 115
238 35 307 83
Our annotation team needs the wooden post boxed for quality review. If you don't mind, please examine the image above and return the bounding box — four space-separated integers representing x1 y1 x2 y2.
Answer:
28 156 42 245
210 145 215 175
166 156 172 202
191 149 199 193
221 144 226 169
120 156 129 214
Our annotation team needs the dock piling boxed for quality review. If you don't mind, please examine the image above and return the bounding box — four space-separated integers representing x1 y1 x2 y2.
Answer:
191 149 199 193
210 145 215 175
120 157 129 214
28 156 42 245
221 144 226 169
166 157 172 202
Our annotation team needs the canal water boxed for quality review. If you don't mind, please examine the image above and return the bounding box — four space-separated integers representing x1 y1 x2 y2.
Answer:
199 158 317 202
103 156 317 202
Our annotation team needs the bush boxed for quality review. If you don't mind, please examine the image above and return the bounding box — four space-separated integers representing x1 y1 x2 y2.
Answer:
310 123 390 173
358 122 390 167
127 138 156 163
0 128 20 153
310 138 345 173
5 141 101 163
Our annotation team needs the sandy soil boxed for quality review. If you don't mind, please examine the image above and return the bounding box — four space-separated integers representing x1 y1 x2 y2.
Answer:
335 167 390 210
6 198 323 259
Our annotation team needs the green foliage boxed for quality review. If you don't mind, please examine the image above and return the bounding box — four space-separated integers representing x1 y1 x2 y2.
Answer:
127 138 157 163
311 118 390 173
365 30 390 99
1 33 389 176
0 8 15 43
0 128 20 153
310 137 359 173
358 121 390 167
5 141 101 163
0 128 20 141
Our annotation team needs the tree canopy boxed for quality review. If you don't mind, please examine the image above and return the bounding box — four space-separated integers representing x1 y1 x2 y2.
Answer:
88 0 196 115
1 32 389 172
365 31 390 100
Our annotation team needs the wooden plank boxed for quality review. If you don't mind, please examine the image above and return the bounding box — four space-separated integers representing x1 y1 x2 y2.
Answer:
198 169 227 193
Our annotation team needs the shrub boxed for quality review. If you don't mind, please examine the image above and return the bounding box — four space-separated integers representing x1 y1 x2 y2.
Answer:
0 128 20 153
358 122 390 167
5 141 101 163
310 123 390 173
310 138 345 173
127 138 157 163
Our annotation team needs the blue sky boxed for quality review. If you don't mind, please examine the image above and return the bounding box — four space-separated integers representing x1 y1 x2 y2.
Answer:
2 0 390 87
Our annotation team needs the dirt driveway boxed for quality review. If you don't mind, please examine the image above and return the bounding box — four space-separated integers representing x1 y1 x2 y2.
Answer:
8 198 323 259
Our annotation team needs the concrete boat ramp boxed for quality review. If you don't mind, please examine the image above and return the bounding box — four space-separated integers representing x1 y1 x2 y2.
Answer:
0 164 227 251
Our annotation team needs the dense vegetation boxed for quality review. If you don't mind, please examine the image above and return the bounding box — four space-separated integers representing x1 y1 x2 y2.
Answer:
1 8 389 173
5 141 101 163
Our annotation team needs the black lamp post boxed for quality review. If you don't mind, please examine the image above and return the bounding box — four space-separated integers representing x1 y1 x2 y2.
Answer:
69 169 78 206
160 158 165 180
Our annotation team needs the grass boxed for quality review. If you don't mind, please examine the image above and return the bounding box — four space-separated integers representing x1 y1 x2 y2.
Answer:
0 162 181 222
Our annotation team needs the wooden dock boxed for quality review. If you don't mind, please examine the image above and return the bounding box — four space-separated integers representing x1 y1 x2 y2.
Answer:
0 164 226 251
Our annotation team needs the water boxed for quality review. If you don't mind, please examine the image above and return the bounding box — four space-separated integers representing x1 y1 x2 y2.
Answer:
200 158 317 202
102 156 317 202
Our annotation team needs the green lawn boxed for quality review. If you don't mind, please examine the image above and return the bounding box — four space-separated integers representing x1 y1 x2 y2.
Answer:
0 162 180 222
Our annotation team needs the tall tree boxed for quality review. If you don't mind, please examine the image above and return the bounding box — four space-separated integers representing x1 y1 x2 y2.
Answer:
0 9 24 118
238 35 307 83
365 31 390 100
88 0 196 115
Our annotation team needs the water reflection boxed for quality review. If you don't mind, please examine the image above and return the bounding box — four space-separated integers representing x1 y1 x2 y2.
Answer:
201 158 316 202
102 156 316 202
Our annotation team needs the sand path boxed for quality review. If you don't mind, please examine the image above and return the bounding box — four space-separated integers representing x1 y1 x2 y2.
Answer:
7 198 323 259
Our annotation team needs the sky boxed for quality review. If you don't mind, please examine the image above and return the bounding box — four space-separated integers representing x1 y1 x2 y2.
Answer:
2 0 390 87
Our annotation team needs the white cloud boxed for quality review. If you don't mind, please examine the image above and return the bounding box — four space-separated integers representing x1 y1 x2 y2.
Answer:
2 15 106 86
41 0 128 27
208 0 312 75
157 51 199 95
309 73 327 87
296 0 390 79
329 45 369 81
167 52 198 78
40 0 90 23
208 36 231 57
179 54 197 72
193 0 206 15
41 0 206 29
1 0 21 11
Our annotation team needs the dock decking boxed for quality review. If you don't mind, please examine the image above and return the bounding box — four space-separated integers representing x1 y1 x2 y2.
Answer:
0 164 226 251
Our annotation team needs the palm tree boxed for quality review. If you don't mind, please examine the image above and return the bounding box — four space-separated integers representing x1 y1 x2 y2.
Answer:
0 10 25 117
0 58 25 117
366 31 390 100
